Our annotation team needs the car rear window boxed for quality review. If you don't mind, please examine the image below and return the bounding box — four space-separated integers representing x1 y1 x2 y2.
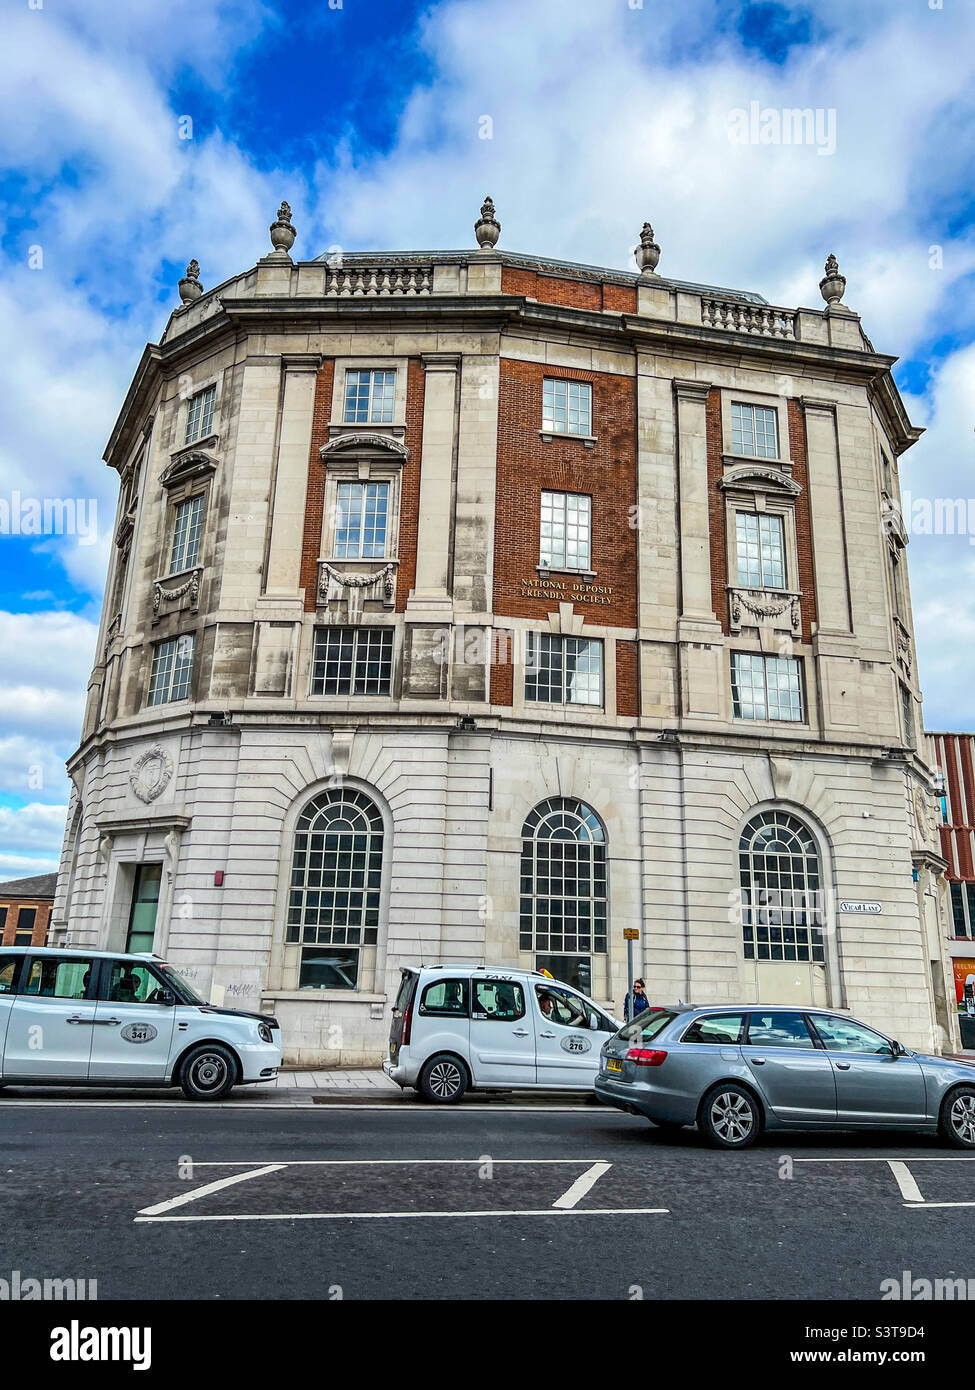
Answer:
618 1010 675 1043
394 971 417 1012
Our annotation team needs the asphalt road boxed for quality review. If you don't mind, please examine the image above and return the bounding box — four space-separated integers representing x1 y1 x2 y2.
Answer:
3 1096 975 1303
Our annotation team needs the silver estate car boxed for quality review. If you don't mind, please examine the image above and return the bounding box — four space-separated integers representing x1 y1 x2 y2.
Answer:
594 1004 975 1149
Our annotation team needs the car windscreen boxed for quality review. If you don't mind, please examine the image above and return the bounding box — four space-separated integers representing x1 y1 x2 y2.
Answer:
617 1010 676 1044
157 963 208 1005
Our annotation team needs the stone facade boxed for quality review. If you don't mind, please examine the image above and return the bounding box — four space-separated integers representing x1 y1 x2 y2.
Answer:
53 216 959 1062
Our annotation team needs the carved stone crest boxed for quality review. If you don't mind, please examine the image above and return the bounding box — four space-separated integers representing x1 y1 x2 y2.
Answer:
130 747 174 804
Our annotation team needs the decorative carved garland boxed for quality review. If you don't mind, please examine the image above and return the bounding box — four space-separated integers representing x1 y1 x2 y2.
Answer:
318 561 396 602
153 568 201 615
731 591 801 632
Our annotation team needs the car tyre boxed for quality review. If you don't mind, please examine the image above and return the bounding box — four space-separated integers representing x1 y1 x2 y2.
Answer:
180 1044 237 1102
418 1053 468 1104
698 1082 761 1149
939 1085 975 1148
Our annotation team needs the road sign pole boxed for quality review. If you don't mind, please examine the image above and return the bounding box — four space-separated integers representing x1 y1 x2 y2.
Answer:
626 936 633 1022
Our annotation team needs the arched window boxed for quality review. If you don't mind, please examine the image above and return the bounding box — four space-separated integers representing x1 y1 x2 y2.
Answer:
287 788 384 990
520 798 607 994
739 810 825 962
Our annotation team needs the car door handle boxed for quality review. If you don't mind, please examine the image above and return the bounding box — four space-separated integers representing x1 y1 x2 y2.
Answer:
512 1029 530 1037
65 1016 94 1025
750 1056 766 1064
835 1061 851 1070
93 1018 122 1026
538 1030 556 1039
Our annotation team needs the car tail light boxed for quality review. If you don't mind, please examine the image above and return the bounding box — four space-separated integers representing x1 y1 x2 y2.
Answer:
625 1047 667 1067
402 998 414 1046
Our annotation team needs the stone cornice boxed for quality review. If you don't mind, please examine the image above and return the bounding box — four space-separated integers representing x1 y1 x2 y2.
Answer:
104 286 920 471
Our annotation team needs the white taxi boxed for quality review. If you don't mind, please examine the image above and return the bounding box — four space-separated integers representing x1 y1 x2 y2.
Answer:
384 964 621 1101
0 947 281 1100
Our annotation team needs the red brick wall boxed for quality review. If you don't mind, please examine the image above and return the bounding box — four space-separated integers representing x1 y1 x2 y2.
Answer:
299 360 335 611
0 900 52 946
298 358 425 613
616 640 639 717
490 635 514 707
395 360 426 611
500 266 636 314
706 388 730 632
493 359 638 629
788 400 818 645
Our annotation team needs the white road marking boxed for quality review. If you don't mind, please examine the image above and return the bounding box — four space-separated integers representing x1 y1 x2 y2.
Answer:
552 1161 612 1209
137 1164 286 1217
794 1156 975 1163
188 1158 606 1167
902 1200 975 1209
887 1160 925 1203
136 1206 668 1224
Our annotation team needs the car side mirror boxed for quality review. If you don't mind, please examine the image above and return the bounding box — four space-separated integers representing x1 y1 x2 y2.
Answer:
890 1040 903 1057
159 990 176 1006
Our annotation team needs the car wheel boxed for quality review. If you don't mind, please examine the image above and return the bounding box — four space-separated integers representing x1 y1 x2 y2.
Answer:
940 1086 975 1148
699 1083 761 1149
418 1054 468 1104
180 1044 237 1102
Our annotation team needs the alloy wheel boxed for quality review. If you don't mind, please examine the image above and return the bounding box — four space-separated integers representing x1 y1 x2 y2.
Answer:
710 1090 754 1144
428 1061 462 1100
950 1093 975 1144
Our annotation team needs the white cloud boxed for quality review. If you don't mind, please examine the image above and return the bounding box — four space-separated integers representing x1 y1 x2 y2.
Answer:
0 611 98 802
0 803 69 877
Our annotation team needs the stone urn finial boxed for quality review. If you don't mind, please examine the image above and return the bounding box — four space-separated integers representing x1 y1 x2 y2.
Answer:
474 195 501 251
634 221 660 275
269 200 297 257
178 259 203 305
819 252 847 307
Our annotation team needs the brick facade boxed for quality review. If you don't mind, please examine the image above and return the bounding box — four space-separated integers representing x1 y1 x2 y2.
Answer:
705 387 730 632
500 266 637 314
616 639 639 718
0 896 52 946
787 399 818 645
492 358 638 629
394 359 425 611
299 358 335 611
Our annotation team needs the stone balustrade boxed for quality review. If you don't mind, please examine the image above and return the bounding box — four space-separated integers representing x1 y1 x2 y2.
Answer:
702 297 797 340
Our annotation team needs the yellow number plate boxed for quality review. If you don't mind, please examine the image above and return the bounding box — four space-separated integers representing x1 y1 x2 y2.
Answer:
607 1058 623 1073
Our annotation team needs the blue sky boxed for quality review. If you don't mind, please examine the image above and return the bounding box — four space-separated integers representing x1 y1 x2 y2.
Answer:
1 0 974 875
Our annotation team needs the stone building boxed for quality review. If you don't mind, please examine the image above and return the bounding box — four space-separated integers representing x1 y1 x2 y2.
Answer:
53 200 958 1062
